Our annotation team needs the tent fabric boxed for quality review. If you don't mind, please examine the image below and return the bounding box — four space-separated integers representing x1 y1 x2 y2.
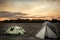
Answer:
36 26 46 39
45 26 57 38
5 26 26 35
43 21 57 34
36 21 58 39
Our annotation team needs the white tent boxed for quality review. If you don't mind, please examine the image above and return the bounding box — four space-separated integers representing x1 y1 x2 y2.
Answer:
5 26 26 35
36 21 58 39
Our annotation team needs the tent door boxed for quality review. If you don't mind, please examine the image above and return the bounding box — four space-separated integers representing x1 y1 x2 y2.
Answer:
10 28 14 31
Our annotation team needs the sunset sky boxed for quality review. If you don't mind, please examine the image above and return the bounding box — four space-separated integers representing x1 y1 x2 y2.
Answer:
0 0 60 21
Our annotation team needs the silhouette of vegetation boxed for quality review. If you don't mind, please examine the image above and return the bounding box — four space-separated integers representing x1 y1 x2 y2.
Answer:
0 18 60 23
51 19 60 23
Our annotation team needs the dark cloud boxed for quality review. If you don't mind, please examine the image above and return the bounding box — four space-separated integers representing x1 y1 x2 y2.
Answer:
0 0 59 3
0 0 7 4
0 11 28 18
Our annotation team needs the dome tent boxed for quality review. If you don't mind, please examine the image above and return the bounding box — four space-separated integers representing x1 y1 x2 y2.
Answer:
5 26 26 35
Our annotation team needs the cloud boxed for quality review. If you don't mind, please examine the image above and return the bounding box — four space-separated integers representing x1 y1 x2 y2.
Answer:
0 11 29 18
0 0 60 20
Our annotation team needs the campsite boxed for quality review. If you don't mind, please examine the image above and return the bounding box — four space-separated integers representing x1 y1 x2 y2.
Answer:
0 22 60 40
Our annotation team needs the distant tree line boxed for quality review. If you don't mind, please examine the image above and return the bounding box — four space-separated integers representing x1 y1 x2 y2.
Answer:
0 18 60 23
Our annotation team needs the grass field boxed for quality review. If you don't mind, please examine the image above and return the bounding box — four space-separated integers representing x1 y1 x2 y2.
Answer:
0 23 60 40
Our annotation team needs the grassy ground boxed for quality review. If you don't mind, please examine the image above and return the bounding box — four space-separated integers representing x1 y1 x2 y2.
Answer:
0 23 60 40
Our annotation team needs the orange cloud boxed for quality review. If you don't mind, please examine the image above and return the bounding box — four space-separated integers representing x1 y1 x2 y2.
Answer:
0 0 60 20
0 18 10 21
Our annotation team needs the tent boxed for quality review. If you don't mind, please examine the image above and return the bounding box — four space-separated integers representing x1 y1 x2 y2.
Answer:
5 26 26 35
36 21 58 39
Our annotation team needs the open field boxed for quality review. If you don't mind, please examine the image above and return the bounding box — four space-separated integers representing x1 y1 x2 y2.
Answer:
0 23 60 40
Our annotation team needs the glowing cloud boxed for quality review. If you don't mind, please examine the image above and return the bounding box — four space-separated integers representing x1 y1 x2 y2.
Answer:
0 0 60 20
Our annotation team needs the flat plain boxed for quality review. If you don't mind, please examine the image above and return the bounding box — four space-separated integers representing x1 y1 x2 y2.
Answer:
0 23 60 40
